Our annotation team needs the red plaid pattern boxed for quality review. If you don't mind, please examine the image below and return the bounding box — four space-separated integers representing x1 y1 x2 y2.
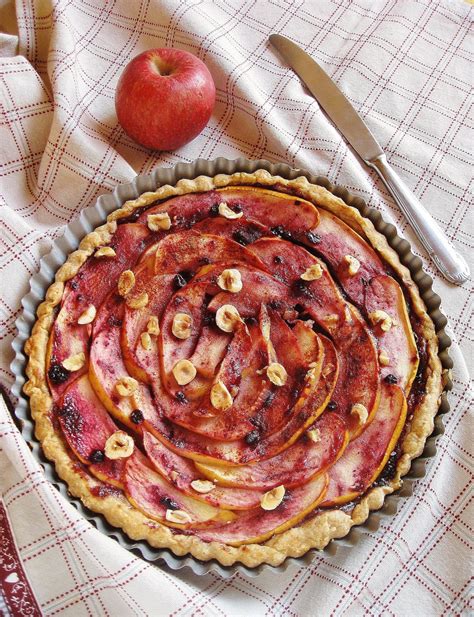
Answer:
0 0 472 614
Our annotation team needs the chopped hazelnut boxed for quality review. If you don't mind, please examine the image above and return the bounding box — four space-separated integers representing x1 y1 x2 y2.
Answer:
62 352 86 371
165 509 191 524
94 246 116 258
104 431 134 459
217 268 242 293
368 310 393 332
215 304 242 332
77 305 96 325
172 313 192 339
118 270 135 297
260 485 285 510
307 428 321 443
379 349 390 366
218 202 243 220
147 212 171 231
141 332 152 351
210 381 233 411
115 376 138 397
266 362 288 386
126 291 149 309
351 403 368 425
300 263 323 281
147 315 160 335
344 255 360 275
172 359 197 386
190 479 215 494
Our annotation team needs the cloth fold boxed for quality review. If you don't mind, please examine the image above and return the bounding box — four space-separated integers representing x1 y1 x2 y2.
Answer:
1 0 472 614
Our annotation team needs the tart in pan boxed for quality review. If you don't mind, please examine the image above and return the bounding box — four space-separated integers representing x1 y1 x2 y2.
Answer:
23 169 443 568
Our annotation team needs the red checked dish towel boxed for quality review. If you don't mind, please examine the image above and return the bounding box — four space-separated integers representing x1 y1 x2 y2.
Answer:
1 0 472 614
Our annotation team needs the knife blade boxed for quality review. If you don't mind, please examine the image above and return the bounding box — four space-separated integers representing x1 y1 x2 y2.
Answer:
269 34 469 285
269 34 383 163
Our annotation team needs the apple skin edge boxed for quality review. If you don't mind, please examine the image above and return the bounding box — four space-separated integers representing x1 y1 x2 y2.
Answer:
115 48 216 151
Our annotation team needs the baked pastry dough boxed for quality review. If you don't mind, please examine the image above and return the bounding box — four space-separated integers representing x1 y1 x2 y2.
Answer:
24 170 443 567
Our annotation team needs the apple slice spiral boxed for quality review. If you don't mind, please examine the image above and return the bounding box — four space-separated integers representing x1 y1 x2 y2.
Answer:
46 186 420 546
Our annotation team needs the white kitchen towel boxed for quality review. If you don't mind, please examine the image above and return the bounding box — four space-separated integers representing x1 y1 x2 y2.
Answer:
1 0 472 614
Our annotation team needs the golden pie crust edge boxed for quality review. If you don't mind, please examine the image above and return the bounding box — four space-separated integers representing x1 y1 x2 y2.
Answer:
23 170 443 568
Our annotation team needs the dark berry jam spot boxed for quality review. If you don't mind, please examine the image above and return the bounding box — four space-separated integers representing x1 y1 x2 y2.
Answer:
176 391 188 404
245 429 260 446
306 231 321 244
274 255 284 264
384 374 398 384
173 274 187 290
268 299 282 310
209 203 219 216
327 401 337 410
202 310 215 326
245 317 258 326
48 364 70 384
292 279 312 298
130 409 144 424
270 225 292 241
160 496 179 510
179 270 194 283
89 449 105 463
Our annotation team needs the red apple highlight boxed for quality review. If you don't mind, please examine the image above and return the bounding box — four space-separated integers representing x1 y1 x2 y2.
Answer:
115 48 216 151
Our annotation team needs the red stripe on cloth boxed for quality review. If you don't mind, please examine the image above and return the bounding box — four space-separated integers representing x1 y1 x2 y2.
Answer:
0 501 42 617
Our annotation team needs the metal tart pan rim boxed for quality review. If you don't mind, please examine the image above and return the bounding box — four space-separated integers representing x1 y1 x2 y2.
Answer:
10 157 452 578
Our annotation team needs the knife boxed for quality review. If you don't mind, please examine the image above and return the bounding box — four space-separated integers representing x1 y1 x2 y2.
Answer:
269 34 469 285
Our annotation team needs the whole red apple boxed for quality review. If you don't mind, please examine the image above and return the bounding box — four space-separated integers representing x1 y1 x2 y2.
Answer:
115 48 216 151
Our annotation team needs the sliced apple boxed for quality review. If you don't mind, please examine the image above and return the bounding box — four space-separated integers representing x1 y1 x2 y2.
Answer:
144 334 337 465
196 412 347 489
121 274 175 383
197 473 328 546
188 325 231 379
250 334 336 459
138 187 319 243
47 223 150 397
250 238 380 437
302 208 385 307
329 307 381 437
153 230 266 275
248 237 347 335
57 374 126 487
154 322 270 438
123 453 235 528
143 432 264 510
321 383 407 506
193 216 271 245
89 305 157 429
216 186 320 241
248 310 308 438
207 266 296 318
57 374 119 463
292 321 323 366
159 282 209 394
365 275 419 393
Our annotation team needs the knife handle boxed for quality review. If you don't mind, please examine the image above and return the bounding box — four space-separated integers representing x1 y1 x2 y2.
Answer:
367 154 470 285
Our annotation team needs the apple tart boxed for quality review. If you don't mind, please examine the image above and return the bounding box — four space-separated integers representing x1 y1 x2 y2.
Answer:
24 170 443 567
